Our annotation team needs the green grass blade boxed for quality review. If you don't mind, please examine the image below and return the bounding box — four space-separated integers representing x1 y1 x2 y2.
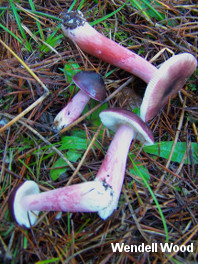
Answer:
18 158 36 179
0 23 23 44
129 0 151 21
140 0 164 20
36 258 60 264
130 0 164 21
27 9 62 21
0 7 6 18
130 157 169 242
0 6 61 21
91 0 130 26
78 0 86 10
68 0 78 12
67 212 71 235
9 0 32 51
39 30 63 54
28 0 45 40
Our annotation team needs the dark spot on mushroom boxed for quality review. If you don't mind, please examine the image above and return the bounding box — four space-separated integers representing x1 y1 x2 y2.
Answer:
102 180 112 190
68 111 70 115
61 10 86 29
162 79 179 98
83 188 95 195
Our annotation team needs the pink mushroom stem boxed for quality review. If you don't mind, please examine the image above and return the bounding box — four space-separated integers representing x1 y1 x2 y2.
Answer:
20 181 112 213
54 90 90 130
61 11 156 83
95 125 134 219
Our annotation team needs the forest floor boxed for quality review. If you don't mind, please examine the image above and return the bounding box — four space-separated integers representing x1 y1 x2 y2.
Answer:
0 1 197 263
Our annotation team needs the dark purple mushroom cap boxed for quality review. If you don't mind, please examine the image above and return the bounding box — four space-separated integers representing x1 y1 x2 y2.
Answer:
140 53 197 122
72 71 106 102
8 181 40 228
99 108 154 145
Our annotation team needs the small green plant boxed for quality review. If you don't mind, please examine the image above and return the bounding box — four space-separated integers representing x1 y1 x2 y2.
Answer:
143 141 198 165
59 60 81 85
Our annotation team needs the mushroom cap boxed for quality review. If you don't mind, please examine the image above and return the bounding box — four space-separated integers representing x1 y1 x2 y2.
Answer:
72 71 106 102
99 108 154 145
8 181 40 228
140 53 197 122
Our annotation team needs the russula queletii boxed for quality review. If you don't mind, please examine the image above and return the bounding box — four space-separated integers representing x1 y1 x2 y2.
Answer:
8 180 113 228
61 10 197 122
94 108 154 219
54 70 106 130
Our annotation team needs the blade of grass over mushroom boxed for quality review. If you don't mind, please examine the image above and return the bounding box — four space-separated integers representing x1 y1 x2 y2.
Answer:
143 141 198 165
129 157 169 243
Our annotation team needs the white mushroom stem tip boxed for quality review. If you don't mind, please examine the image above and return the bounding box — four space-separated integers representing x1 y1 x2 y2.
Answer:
54 90 90 130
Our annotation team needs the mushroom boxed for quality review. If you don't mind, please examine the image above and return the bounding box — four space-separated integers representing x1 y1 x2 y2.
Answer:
54 70 106 130
8 180 113 228
140 53 198 122
61 10 197 121
94 108 154 219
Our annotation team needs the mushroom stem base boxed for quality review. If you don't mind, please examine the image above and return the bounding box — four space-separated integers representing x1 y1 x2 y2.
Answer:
21 181 113 213
95 124 134 219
